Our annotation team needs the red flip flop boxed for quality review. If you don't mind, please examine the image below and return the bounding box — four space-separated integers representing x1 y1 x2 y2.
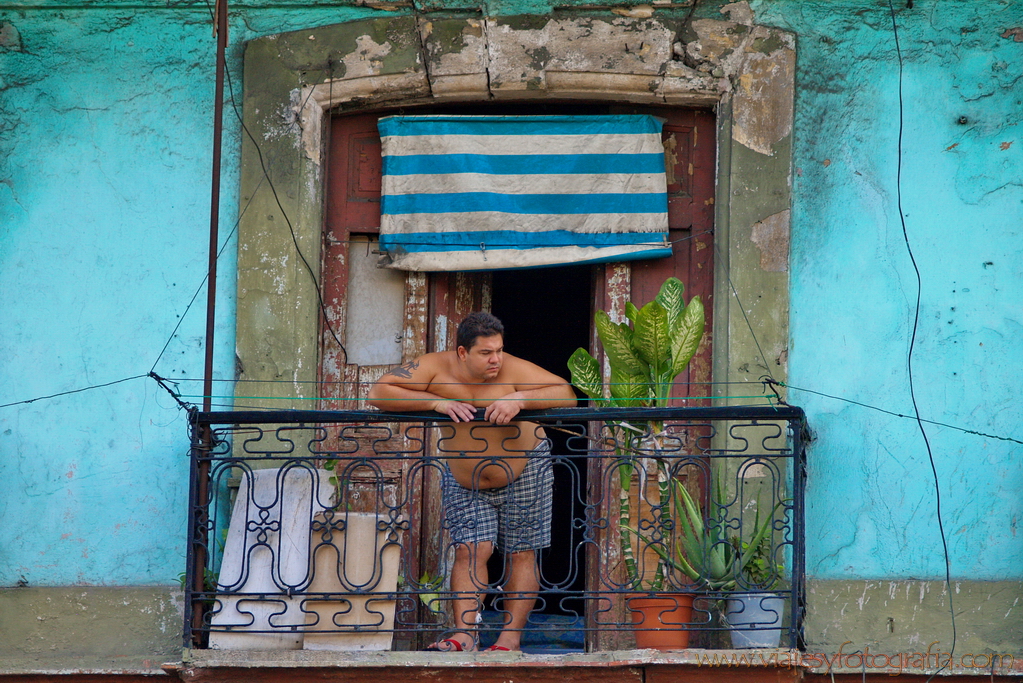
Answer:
484 645 512 652
427 636 477 652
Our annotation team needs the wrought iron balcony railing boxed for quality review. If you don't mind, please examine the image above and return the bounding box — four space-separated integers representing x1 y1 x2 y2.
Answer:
186 405 806 653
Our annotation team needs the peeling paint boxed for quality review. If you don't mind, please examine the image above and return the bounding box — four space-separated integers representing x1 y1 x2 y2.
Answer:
749 209 790 272
0 21 22 50
1000 27 1023 42
341 34 394 79
435 314 449 353
731 38 794 155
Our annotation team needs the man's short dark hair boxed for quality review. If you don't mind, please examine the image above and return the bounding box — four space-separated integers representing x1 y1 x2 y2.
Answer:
457 312 504 351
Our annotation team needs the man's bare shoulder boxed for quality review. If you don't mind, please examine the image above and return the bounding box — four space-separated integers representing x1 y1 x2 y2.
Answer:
498 353 569 384
379 351 454 383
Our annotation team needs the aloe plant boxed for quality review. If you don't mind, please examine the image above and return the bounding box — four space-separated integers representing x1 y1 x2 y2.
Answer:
729 490 788 591
649 480 784 592
567 277 704 591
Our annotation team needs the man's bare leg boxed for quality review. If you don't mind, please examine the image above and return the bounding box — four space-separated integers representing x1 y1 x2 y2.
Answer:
428 541 492 651
487 549 539 652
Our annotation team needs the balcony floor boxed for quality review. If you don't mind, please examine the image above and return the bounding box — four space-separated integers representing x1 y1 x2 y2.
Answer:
169 648 806 683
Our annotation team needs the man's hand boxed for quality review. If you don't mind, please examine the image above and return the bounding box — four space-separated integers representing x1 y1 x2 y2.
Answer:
434 399 477 423
484 393 525 425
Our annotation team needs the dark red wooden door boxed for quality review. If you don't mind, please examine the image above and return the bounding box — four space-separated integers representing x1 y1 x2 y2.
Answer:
322 107 716 651
629 106 716 403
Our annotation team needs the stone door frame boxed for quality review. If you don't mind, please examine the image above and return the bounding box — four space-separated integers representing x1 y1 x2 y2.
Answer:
234 1 795 409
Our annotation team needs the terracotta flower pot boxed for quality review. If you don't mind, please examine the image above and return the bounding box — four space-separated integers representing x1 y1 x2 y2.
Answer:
628 593 695 650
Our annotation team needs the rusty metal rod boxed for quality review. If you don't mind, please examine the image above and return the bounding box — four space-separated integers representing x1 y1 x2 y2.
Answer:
190 0 228 647
202 0 228 413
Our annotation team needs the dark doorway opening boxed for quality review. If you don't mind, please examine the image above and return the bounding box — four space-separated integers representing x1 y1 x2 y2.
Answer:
488 265 591 618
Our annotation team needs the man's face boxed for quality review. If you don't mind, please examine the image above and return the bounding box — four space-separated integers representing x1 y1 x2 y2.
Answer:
458 334 503 381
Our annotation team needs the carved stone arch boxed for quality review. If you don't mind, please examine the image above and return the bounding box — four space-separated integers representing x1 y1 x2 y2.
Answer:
235 3 794 408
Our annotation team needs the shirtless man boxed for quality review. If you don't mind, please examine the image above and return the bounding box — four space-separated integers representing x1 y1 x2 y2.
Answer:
367 312 576 652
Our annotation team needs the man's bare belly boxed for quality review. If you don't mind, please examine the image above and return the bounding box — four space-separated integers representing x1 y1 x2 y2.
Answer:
437 422 545 489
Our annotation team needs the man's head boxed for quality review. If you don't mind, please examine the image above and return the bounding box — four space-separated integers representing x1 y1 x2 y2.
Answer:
456 312 504 352
456 312 505 381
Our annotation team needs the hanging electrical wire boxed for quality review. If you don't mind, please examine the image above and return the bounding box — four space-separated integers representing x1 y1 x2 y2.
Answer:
0 375 149 410
887 1 957 672
215 29 347 362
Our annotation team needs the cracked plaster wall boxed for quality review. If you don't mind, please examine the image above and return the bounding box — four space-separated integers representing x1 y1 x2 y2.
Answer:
1 0 1021 669
0 9 238 590
748 0 1023 584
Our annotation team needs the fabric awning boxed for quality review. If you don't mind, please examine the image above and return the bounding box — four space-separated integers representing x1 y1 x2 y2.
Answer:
377 115 671 271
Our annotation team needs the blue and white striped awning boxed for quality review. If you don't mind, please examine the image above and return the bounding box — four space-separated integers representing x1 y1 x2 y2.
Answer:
378 115 671 271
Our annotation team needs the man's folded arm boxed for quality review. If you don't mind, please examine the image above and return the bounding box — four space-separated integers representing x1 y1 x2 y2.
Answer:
511 382 577 410
368 367 478 422
366 382 446 413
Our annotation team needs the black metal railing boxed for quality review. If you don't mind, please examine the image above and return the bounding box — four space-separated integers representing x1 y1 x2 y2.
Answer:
185 405 806 652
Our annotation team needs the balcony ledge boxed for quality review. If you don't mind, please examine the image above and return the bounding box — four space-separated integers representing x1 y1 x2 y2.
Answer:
165 647 811 683
176 647 804 669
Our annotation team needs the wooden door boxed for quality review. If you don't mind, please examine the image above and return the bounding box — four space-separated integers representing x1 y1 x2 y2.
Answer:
320 113 431 649
323 108 715 650
630 106 715 396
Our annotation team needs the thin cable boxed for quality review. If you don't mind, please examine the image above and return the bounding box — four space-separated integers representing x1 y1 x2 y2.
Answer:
166 372 1023 445
714 241 776 384
149 372 197 412
888 1 956 672
0 375 148 410
154 374 1023 442
180 392 770 403
164 377 740 388
218 38 347 362
150 176 262 374
773 380 1023 446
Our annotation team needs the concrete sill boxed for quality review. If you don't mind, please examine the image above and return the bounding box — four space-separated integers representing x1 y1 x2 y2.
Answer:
175 647 805 669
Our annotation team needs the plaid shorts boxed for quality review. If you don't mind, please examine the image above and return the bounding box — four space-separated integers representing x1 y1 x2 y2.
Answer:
441 441 553 552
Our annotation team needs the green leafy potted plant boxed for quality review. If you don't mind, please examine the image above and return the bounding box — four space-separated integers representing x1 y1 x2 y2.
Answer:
567 277 704 648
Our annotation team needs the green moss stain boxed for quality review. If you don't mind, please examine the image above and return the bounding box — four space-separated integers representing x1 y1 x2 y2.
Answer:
499 14 552 32
425 18 483 68
525 45 551 69
751 32 785 55
261 17 421 76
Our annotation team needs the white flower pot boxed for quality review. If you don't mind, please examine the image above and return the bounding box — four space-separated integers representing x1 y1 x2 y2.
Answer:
724 593 785 649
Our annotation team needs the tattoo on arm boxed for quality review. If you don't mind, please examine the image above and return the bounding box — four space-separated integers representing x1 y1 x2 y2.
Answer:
385 360 420 379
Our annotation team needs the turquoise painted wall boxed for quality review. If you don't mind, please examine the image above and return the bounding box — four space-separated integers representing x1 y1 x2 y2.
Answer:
0 8 242 585
1 1 1020 587
0 4 372 586
751 0 1023 580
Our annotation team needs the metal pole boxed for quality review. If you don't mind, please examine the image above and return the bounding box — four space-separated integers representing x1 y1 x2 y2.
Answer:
188 0 227 648
202 0 228 413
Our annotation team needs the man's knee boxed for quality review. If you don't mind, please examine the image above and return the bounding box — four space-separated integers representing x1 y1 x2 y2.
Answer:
454 541 494 566
506 549 537 567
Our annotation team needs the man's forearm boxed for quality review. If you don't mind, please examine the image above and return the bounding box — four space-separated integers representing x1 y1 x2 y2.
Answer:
512 384 577 410
367 386 444 412
369 385 478 422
